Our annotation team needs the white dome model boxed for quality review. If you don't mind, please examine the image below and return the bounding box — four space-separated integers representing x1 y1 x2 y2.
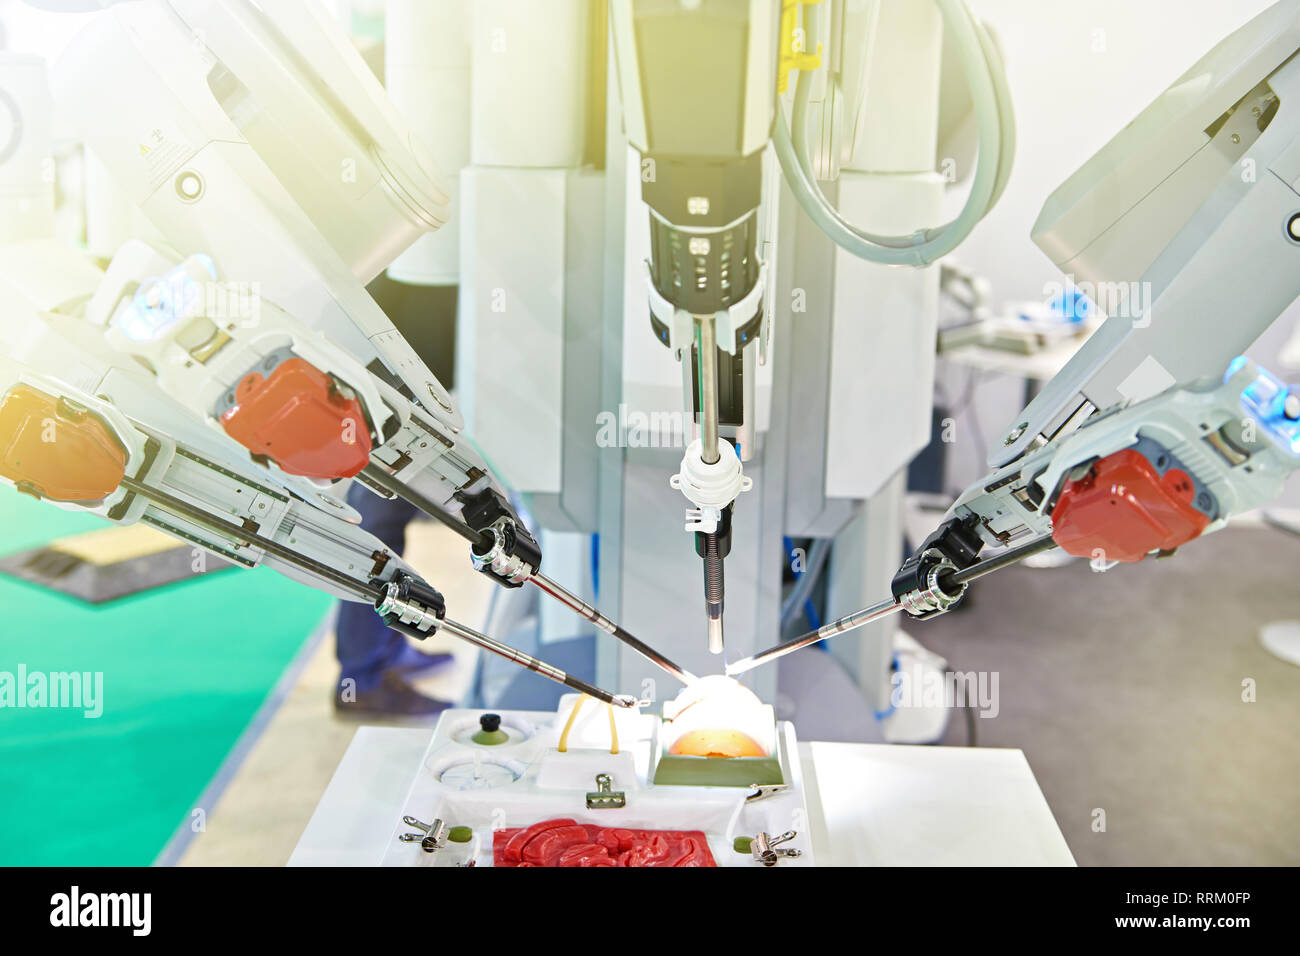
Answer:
662 675 775 759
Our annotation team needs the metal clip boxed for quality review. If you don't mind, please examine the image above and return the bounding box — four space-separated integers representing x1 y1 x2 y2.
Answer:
586 773 626 809
745 784 790 804
399 816 448 853
751 830 802 866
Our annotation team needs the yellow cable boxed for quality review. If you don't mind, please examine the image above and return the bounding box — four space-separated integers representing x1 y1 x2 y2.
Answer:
558 695 586 753
558 695 621 755
606 703 620 756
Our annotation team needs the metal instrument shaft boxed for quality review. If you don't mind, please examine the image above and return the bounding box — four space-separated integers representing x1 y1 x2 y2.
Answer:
119 476 635 707
728 536 1058 676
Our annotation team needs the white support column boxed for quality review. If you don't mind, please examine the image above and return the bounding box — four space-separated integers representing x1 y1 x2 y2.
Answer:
456 0 594 494
385 0 471 286
821 0 945 707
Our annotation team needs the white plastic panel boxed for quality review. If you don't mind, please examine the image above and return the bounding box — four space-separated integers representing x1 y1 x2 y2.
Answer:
458 166 567 493
846 0 942 174
825 172 943 500
470 0 588 168
1032 0 1300 283
385 0 471 285
83 150 167 259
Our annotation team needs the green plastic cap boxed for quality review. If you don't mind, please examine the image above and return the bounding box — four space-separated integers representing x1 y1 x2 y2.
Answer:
471 713 510 745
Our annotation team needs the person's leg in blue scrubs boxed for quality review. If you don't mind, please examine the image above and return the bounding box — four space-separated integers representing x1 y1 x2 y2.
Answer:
334 482 453 715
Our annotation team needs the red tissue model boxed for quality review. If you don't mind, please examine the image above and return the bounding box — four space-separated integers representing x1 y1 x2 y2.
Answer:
493 819 717 867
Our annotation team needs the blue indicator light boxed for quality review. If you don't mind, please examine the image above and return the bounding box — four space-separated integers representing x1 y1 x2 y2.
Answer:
112 261 211 343
1235 358 1300 455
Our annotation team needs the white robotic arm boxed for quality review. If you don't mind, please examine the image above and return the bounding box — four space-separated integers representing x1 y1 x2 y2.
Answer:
729 0 1300 675
48 0 521 531
995 0 1300 470
0 239 419 602
53 0 452 400
1 0 696 695
0 235 641 705
924 0 1300 572
75 232 695 680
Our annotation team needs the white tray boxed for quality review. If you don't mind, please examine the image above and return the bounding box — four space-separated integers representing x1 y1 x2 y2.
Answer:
379 707 816 867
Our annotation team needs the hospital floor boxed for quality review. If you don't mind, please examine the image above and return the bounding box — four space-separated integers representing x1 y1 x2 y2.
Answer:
921 520 1300 866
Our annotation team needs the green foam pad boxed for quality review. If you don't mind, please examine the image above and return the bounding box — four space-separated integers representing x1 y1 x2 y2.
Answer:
652 753 784 787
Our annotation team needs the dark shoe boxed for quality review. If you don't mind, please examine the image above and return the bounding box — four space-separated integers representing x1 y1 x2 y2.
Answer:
333 669 451 717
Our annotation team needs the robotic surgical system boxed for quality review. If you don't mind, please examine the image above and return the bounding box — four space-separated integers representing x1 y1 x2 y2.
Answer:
3 0 1300 770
